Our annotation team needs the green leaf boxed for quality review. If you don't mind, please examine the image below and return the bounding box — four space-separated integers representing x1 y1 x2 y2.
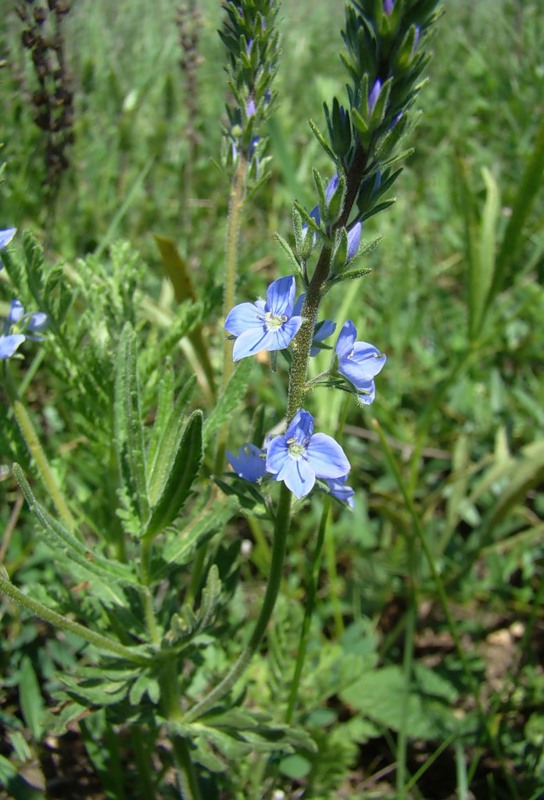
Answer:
279 754 312 780
114 324 149 524
339 665 457 740
146 384 198 507
144 410 203 538
153 234 216 397
19 657 45 741
203 359 253 445
12 465 139 597
159 497 239 575
489 111 544 306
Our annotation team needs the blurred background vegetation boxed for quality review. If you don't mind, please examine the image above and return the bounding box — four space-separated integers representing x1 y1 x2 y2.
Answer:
1 0 544 797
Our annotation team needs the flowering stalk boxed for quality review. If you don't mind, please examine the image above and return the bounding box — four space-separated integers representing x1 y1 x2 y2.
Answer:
215 0 281 472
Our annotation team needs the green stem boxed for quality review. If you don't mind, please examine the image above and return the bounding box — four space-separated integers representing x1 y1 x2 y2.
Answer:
396 541 417 798
325 513 344 638
159 659 202 800
140 537 160 645
184 483 292 722
215 156 248 474
0 569 148 665
285 495 331 723
172 737 202 800
6 368 76 533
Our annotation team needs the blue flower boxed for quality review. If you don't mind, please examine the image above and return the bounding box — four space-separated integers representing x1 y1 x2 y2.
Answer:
0 334 26 359
1 299 49 360
266 409 350 499
0 227 16 270
383 0 394 15
335 321 386 405
323 475 355 509
227 443 268 483
225 275 303 361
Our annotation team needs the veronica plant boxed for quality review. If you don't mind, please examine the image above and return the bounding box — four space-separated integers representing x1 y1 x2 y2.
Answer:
0 1 441 797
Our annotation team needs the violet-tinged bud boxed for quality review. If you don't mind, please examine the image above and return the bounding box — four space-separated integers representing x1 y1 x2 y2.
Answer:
7 299 25 326
28 312 49 334
368 79 382 114
246 97 256 117
347 222 362 261
383 0 394 15
325 174 340 205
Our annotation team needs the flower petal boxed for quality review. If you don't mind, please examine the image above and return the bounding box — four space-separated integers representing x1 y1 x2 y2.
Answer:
285 409 313 443
339 351 385 387
358 382 376 405
0 334 25 359
276 455 315 498
335 320 357 359
267 315 303 351
307 433 350 479
0 228 16 250
266 275 296 317
232 327 276 360
324 476 355 508
227 443 267 482
225 302 261 336
265 436 289 475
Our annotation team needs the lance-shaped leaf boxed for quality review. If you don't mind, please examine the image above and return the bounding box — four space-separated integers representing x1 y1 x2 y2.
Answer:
144 410 203 539
146 376 197 501
12 464 139 598
204 360 253 445
114 324 149 524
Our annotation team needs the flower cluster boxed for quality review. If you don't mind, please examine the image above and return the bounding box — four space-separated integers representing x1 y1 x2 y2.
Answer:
227 409 353 504
1 299 49 360
225 274 386 504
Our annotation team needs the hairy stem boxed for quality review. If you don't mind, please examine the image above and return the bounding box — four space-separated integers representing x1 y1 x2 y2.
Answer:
0 569 148 665
215 155 248 473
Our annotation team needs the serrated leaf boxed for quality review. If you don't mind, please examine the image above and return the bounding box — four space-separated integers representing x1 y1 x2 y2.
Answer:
159 497 239 575
114 324 149 524
146 385 199 507
203 360 253 445
144 410 203 538
12 465 139 597
339 665 456 740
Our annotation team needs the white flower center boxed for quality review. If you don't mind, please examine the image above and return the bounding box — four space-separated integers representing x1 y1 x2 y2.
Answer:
264 311 287 330
287 438 307 460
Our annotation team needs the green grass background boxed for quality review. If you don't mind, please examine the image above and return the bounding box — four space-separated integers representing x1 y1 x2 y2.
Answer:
1 0 544 797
